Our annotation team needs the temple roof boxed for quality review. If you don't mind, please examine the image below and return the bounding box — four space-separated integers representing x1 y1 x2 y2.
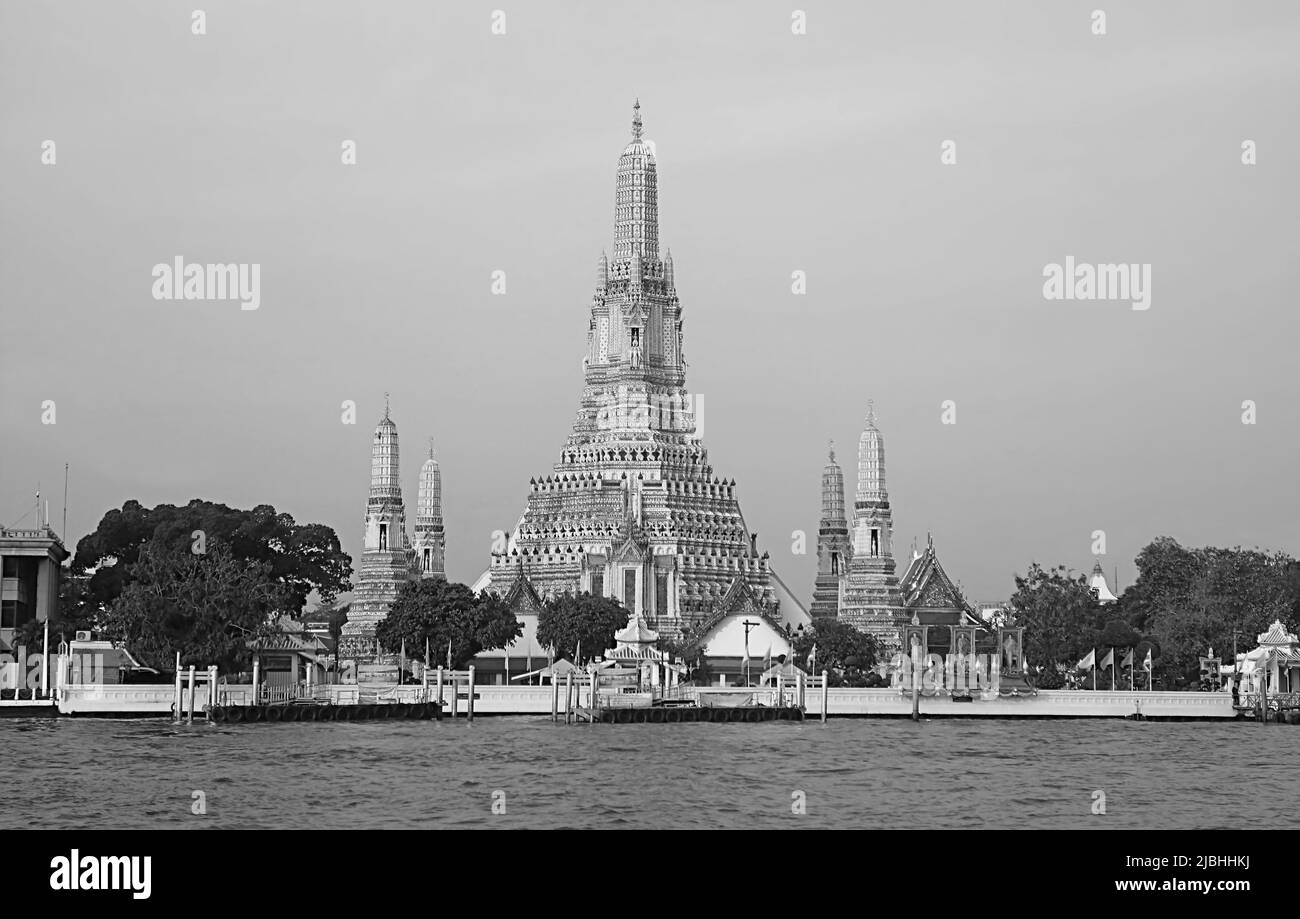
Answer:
1258 620 1298 647
615 614 659 646
899 537 978 622
1089 561 1118 603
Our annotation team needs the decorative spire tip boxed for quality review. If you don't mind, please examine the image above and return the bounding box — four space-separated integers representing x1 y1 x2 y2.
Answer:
631 98 643 140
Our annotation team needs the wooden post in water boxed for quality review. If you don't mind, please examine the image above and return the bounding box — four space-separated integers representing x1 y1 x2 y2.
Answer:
208 665 218 717
565 671 573 725
251 656 260 706
173 652 183 723
467 666 476 722
590 668 599 720
821 670 829 723
186 665 196 725
1260 670 1269 725
436 666 444 716
911 645 921 723
776 674 784 709
551 671 559 723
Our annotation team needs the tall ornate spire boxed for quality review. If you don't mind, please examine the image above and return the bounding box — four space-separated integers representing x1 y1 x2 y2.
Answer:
370 406 401 507
821 440 846 523
612 99 658 263
341 405 413 661
811 437 851 617
415 438 446 580
856 400 887 503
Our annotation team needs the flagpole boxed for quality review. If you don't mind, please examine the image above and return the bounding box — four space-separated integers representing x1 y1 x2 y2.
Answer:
1092 650 1096 691
1110 647 1115 690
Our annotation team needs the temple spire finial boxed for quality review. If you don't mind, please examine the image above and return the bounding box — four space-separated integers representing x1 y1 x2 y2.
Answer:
865 398 877 430
384 391 390 419
632 98 642 140
828 438 836 463
428 436 436 460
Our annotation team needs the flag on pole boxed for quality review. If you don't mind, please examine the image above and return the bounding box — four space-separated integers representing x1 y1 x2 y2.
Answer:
446 638 453 671
1121 649 1134 668
400 639 406 682
1099 648 1114 670
1142 648 1153 672
808 643 816 674
764 645 772 675
1076 649 1095 670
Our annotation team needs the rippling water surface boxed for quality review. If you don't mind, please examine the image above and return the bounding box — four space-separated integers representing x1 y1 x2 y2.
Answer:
5 717 1297 830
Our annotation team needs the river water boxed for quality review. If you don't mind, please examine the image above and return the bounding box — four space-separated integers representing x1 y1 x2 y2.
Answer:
5 717 1297 830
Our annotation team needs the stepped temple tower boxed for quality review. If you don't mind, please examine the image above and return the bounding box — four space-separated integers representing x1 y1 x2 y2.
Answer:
818 402 979 651
339 403 417 659
483 102 804 643
413 442 446 580
811 441 850 617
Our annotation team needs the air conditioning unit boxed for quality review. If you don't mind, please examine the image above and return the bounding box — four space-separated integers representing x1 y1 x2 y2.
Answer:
75 630 92 642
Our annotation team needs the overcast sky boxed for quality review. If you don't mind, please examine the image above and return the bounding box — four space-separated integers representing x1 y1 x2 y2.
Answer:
3 0 1297 605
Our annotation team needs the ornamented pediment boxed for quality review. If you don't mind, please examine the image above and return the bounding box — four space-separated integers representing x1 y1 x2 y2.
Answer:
503 576 544 614
613 534 648 565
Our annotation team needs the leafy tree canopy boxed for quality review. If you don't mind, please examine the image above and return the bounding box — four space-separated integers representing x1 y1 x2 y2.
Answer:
792 617 881 686
72 499 352 620
376 579 521 670
537 592 629 664
99 539 284 671
1006 563 1107 670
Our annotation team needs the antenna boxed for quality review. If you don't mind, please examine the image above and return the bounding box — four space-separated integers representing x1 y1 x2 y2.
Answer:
62 463 69 540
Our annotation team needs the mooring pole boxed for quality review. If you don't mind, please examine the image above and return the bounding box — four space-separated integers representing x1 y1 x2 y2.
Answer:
451 672 458 719
173 652 182 723
186 665 196 725
467 666 476 722
251 656 260 706
911 647 921 723
821 669 829 723
551 672 559 723
565 671 573 725
436 666 444 714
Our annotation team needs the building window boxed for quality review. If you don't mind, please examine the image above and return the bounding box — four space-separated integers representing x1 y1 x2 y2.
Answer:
0 600 15 629
379 523 388 551
591 570 604 597
831 552 840 575
655 569 669 620
624 569 637 611
870 528 879 557
423 548 431 571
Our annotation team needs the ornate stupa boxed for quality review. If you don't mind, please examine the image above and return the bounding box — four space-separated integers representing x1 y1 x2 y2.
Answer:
811 440 850 618
484 102 800 640
817 401 981 651
838 401 903 640
413 441 446 580
339 399 415 659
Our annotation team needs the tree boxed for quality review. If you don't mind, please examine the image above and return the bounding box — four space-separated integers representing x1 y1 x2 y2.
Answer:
537 592 629 664
792 617 880 685
376 579 521 670
99 539 284 671
1096 619 1140 650
1121 538 1296 687
1005 563 1106 672
72 500 352 620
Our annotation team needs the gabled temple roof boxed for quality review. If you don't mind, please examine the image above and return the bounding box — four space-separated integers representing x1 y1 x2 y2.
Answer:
899 537 978 624
1258 620 1298 647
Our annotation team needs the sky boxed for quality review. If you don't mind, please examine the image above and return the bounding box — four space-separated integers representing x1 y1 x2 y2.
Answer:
2 0 1298 606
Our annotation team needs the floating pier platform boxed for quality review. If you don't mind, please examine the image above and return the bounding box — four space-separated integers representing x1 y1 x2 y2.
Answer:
596 705 804 724
209 701 441 723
